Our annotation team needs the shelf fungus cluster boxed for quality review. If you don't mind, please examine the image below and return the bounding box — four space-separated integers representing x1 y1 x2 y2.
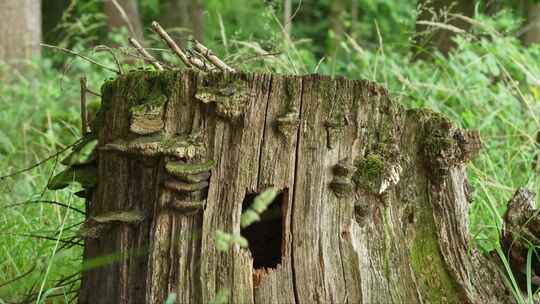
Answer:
81 210 145 239
101 131 213 215
164 159 214 214
195 78 251 122
100 133 206 160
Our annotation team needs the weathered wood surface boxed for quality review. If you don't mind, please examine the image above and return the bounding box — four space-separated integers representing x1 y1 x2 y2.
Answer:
78 70 514 303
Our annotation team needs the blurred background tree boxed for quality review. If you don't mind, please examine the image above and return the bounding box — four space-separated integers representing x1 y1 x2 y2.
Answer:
0 0 41 69
158 0 204 42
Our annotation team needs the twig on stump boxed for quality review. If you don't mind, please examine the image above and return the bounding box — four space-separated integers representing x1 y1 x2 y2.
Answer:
151 21 194 69
128 37 164 71
80 77 89 135
192 39 236 72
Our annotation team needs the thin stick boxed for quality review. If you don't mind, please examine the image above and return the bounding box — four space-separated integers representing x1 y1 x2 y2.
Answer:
192 39 236 72
40 43 119 74
94 45 123 74
151 21 193 69
128 37 164 71
80 77 88 134
0 138 83 180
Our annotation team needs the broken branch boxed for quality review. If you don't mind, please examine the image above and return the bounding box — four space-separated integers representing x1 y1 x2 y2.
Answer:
151 21 193 69
192 39 236 72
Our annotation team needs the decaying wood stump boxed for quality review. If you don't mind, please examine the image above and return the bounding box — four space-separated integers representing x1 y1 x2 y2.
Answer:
502 188 540 293
74 70 517 303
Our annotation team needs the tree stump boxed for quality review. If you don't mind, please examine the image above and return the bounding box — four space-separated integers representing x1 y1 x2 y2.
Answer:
76 70 515 303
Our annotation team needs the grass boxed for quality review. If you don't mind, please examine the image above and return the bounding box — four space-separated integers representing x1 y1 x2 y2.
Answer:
0 57 113 301
1 6 540 303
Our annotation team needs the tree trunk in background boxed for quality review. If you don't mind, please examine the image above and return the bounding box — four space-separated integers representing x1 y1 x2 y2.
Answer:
158 0 204 42
523 2 540 46
0 0 41 67
414 0 475 59
104 0 144 42
74 70 519 303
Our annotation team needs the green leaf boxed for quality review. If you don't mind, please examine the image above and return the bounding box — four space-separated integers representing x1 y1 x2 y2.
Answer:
240 210 260 228
251 187 279 213
164 293 177 304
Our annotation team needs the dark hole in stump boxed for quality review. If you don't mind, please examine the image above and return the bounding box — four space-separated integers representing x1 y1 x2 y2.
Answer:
241 190 285 269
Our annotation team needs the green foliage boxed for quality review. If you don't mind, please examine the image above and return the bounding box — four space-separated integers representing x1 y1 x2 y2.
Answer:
209 289 230 304
164 293 177 304
240 187 280 228
215 230 248 252
0 21 118 299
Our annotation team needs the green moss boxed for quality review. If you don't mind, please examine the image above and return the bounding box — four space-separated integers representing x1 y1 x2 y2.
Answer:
165 160 215 176
409 192 462 303
353 153 385 193
129 94 166 115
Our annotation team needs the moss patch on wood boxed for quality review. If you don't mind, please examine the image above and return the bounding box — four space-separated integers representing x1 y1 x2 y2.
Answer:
165 160 215 176
409 191 463 303
353 153 385 193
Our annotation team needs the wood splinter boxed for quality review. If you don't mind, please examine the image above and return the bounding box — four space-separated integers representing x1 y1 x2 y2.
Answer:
128 37 164 71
